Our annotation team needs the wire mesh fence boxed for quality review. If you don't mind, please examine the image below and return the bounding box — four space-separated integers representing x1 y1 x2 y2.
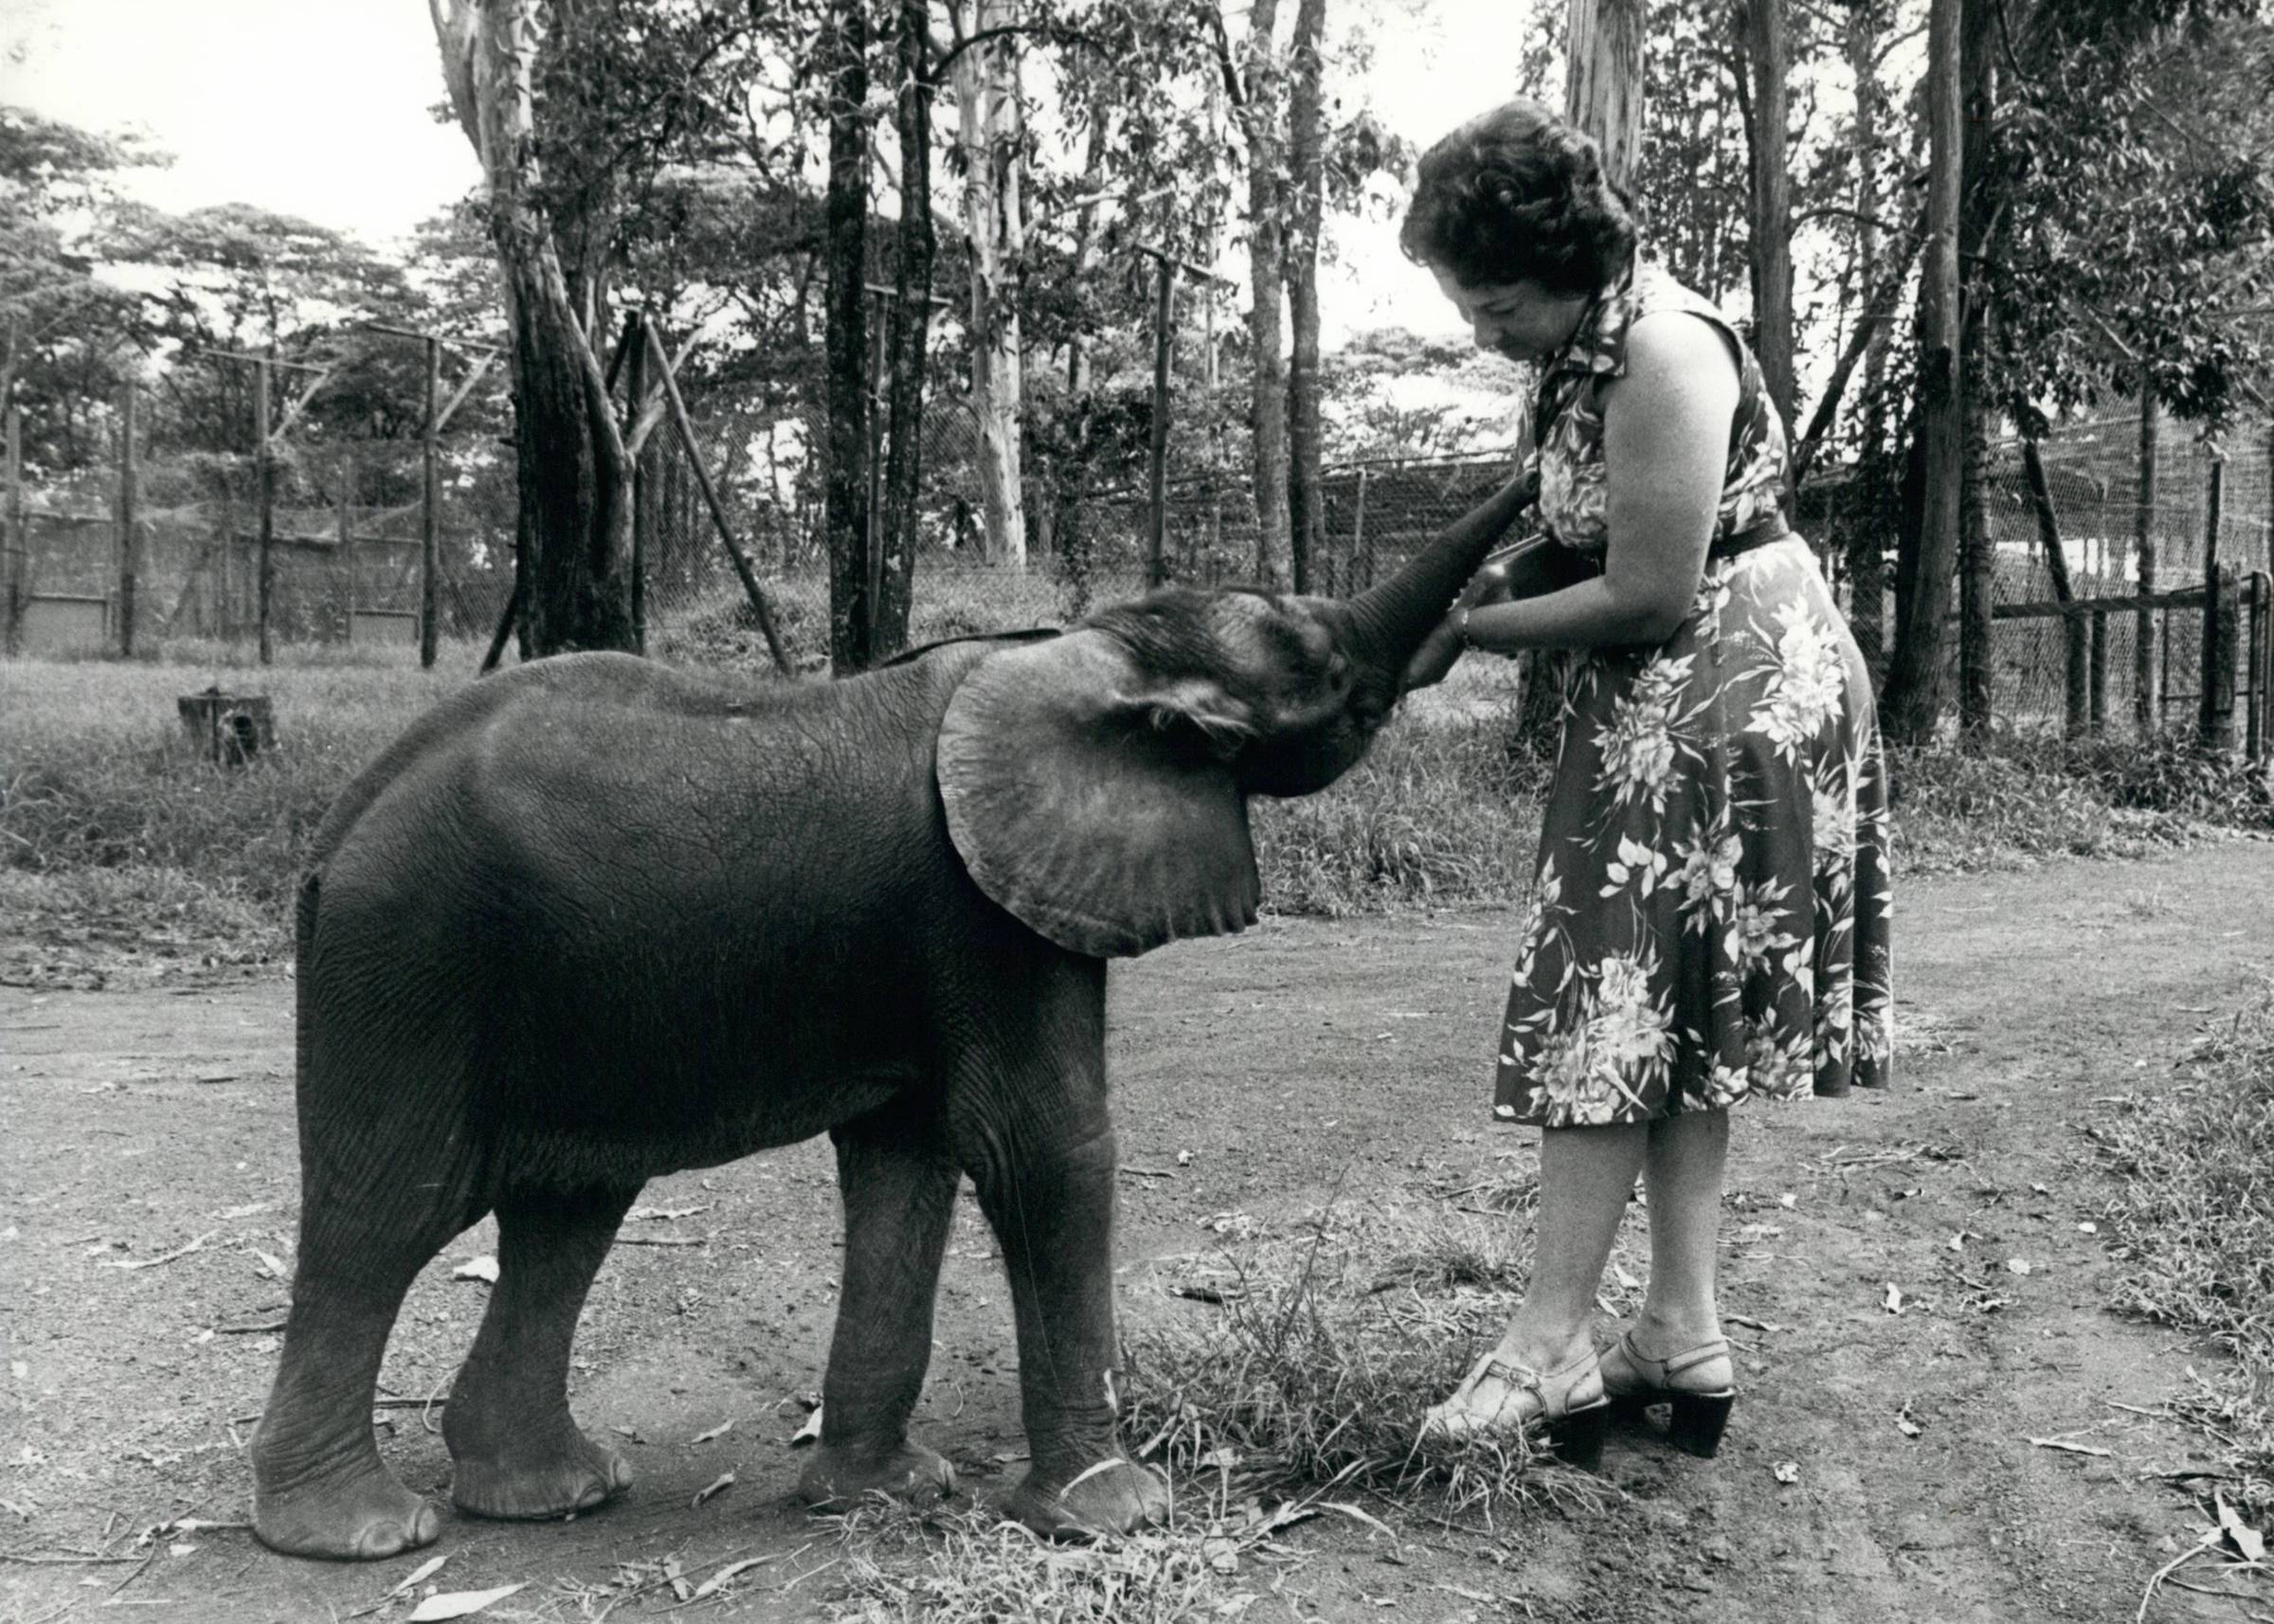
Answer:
9 376 2269 758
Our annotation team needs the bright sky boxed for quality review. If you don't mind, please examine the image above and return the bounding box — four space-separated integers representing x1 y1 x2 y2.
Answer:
0 0 1525 349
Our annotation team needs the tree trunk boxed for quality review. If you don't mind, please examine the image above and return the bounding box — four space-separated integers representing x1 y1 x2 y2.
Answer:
951 0 1026 569
1879 0 1963 745
821 0 873 673
1564 0 1646 186
1283 0 1326 595
430 0 633 659
1740 0 1796 432
875 0 935 659
1243 0 1290 588
1956 0 1997 738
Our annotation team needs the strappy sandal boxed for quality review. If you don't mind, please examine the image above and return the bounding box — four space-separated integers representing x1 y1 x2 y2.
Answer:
1599 1329 1738 1458
1419 1345 1610 1471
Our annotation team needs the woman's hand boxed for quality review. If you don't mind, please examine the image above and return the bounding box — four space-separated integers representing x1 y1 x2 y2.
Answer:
1400 555 1515 693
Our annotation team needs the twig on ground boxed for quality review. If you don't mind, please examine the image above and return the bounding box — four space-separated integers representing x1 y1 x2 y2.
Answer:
106 1231 218 1271
2139 1529 2223 1622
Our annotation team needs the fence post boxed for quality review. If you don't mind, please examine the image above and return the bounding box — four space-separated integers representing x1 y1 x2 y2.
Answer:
2252 571 2270 768
421 335 440 669
337 447 353 644
117 378 137 658
2131 379 2158 733
2088 609 2108 735
256 355 275 666
4 403 22 657
2199 458 2228 749
1351 466 1371 588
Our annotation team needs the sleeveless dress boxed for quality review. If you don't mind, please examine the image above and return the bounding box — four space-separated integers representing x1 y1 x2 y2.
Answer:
1492 263 1894 1128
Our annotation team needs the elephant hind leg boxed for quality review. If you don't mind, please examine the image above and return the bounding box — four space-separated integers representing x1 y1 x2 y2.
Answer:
252 1187 471 1561
799 1093 961 1512
444 1182 640 1522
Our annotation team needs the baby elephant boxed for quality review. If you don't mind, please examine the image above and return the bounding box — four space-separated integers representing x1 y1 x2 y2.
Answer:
249 492 1516 1560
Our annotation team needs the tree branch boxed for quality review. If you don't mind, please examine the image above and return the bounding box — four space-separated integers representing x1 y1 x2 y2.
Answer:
933 21 1100 77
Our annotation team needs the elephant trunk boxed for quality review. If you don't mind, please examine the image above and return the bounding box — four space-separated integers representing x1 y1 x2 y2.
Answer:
1343 473 1532 676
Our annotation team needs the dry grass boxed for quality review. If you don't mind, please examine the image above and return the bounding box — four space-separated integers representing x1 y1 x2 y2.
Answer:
2094 985 2274 1524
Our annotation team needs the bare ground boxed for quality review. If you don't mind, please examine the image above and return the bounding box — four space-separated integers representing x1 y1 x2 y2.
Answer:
5 839 2273 1623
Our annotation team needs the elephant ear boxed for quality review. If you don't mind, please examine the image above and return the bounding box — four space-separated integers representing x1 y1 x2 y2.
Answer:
937 631 1260 959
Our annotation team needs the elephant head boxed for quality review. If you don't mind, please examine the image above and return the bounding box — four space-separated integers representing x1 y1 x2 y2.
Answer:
936 504 1507 959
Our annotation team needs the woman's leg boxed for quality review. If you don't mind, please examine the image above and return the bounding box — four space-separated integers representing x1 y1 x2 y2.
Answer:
1634 1107 1730 1354
1488 1121 1648 1372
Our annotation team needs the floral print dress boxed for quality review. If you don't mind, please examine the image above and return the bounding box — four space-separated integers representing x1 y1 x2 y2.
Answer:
1493 264 1894 1128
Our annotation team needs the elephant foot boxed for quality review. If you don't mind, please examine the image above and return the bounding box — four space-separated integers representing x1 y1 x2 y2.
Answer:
254 1460 444 1561
449 1420 632 1522
799 1439 958 1511
1008 1456 1170 1540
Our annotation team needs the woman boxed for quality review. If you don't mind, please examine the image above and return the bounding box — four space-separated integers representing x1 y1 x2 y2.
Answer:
1399 99 1893 1467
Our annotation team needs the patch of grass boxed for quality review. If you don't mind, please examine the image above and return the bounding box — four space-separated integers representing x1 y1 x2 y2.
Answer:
1 657 469 965
1121 1202 1610 1530
1890 732 2274 873
2094 986 2274 1524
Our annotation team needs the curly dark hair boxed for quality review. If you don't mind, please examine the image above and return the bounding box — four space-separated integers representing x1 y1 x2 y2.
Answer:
1399 99 1638 297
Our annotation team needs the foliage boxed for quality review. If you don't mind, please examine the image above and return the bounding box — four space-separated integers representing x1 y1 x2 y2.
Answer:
2095 983 2274 1524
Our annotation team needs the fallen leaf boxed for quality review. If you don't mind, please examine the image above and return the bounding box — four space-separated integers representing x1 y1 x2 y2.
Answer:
2030 1182 2050 1195
692 1556 774 1599
253 1250 287 1280
452 1255 499 1284
626 1204 710 1222
1202 1535 1239 1575
406 1584 526 1623
2006 1258 2033 1276
694 1471 735 1507
2216 1491 2266 1562
386 1554 449 1597
168 1543 197 1557
1433 1582 1497 1604
1611 1262 1641 1290
1176 1150 1194 1166
1726 1314 1792 1333
216 1202 271 1220
1772 1460 1800 1485
1778 1192 1797 1209
1947 1233 1966 1252
2076 1221 2099 1235
1897 1416 1923 1438
790 1405 823 1448
1883 1282 1905 1314
691 1419 734 1445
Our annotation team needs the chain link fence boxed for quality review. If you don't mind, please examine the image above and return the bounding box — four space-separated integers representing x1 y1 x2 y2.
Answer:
9 365 2268 757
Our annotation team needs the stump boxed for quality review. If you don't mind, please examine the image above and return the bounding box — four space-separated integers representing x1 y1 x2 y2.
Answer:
178 687 276 767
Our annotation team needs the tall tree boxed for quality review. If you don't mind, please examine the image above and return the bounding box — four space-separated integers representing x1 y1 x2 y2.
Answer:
1283 0 1327 594
948 0 1028 568
1738 0 1796 431
875 0 937 659
1231 0 1291 588
431 0 634 657
1879 0 1964 745
1565 0 1646 183
821 0 874 670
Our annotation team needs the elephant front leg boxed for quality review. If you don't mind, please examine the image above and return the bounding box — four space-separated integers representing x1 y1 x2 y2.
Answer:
799 1099 962 1512
967 1124 1168 1539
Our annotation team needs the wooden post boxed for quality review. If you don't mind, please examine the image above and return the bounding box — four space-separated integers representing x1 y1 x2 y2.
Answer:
2200 458 2228 748
1146 255 1177 588
256 356 275 666
4 403 22 658
337 447 353 643
2248 571 2268 767
641 316 792 675
626 316 648 656
117 379 137 657
421 335 441 668
2088 609 2108 736
1351 465 1372 587
2131 379 2157 733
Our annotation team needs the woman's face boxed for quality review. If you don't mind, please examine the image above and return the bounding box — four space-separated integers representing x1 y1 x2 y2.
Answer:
1431 269 1592 365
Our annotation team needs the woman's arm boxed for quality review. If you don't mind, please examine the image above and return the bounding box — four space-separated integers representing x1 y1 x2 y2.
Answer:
1458 311 1741 654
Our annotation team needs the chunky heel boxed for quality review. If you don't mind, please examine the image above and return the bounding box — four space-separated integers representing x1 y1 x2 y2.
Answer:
1543 1400 1610 1471
1666 1391 1736 1458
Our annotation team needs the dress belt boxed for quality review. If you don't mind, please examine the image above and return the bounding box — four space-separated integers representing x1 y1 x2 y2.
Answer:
1708 514 1796 560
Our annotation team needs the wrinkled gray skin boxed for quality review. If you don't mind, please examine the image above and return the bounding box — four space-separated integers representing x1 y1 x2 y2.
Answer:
248 507 1508 1561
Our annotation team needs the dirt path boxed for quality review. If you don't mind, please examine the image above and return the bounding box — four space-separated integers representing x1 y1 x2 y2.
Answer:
6 840 2272 1623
